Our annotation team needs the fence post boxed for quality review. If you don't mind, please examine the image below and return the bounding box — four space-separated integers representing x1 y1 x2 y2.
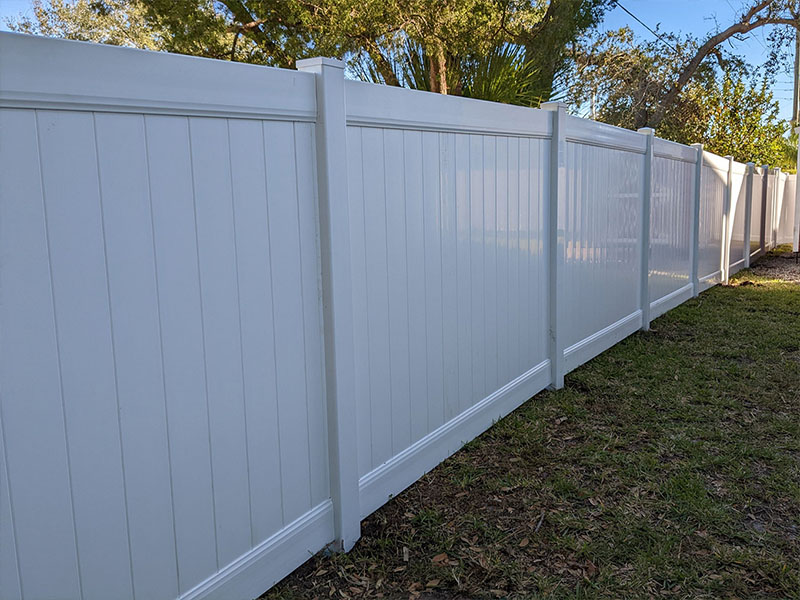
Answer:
795 128 800 253
541 101 567 390
637 128 654 331
760 164 769 255
690 143 703 296
772 167 782 249
296 57 360 551
721 155 733 284
743 162 754 268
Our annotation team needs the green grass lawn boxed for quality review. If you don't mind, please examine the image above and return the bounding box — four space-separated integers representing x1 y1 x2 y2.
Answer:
266 246 800 600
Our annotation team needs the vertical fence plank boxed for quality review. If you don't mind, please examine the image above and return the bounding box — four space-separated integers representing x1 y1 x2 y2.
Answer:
722 156 733 283
145 115 217 593
690 143 703 296
773 168 782 249
481 136 496 397
189 116 252 568
227 118 284 544
795 128 800 253
38 110 134 600
422 131 445 434
456 134 473 412
744 163 754 268
95 112 179 599
637 128 654 330
0 108 81 600
761 165 769 255
403 130 429 444
263 120 314 524
383 128 412 456
294 121 330 510
468 135 485 408
440 133 460 425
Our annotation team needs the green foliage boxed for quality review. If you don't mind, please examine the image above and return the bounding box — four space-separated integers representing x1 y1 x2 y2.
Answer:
7 0 164 49
659 72 795 170
351 40 548 106
567 26 795 170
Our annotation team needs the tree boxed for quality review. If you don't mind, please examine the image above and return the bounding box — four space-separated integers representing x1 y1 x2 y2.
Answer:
566 26 794 169
663 72 793 168
650 0 800 129
7 0 164 50
566 0 799 130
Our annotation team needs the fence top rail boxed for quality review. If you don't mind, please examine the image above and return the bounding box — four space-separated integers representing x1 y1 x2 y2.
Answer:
731 161 749 176
652 137 697 163
0 31 317 121
564 113 647 154
344 79 553 138
703 150 732 173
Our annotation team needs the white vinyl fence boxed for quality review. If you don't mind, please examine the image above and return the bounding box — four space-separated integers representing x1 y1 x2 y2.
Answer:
1 32 798 600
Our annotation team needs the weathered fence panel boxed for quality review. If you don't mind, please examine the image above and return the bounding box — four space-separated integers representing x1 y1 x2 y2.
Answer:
1 31 797 600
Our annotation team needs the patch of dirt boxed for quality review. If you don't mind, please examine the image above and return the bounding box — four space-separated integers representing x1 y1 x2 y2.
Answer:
749 247 800 282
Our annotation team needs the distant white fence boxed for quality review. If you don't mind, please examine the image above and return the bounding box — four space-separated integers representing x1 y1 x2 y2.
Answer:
1 32 798 600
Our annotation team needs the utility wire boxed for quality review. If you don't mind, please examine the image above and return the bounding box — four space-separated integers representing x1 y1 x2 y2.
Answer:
614 1 681 54
723 0 769 50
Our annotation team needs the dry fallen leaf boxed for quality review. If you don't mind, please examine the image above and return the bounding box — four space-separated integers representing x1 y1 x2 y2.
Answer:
425 579 440 588
585 560 598 578
432 552 449 566
519 537 530 548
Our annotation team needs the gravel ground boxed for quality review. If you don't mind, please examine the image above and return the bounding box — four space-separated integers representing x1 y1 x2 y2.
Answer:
748 245 800 283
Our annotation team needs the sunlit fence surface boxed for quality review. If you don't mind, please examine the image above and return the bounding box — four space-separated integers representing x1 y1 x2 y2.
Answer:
1 32 797 600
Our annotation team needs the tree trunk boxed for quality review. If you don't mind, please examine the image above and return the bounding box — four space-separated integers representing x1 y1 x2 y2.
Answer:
429 43 448 94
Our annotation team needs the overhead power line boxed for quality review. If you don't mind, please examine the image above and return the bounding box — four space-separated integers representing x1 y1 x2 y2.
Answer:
614 1 681 54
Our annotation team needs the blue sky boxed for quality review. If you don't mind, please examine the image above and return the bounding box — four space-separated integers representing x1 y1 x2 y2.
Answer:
0 0 795 120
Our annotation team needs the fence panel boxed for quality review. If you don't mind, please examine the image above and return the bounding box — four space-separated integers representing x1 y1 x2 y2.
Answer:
765 171 776 249
777 173 795 245
344 81 553 517
728 161 748 276
0 32 332 600
649 139 695 318
750 167 765 259
560 117 645 372
697 153 727 289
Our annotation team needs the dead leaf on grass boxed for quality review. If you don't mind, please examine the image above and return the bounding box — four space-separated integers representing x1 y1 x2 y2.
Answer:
432 552 449 566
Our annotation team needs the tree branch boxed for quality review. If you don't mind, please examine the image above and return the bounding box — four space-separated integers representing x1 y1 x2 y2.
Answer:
647 0 799 128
